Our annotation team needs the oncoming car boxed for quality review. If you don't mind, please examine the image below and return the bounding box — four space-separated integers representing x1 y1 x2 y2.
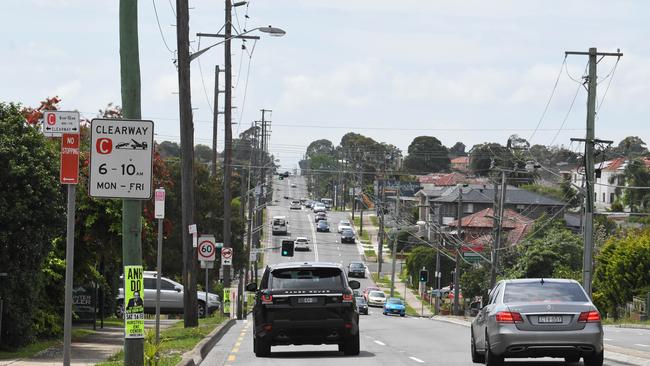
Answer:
470 278 604 366
247 262 361 357
367 291 387 307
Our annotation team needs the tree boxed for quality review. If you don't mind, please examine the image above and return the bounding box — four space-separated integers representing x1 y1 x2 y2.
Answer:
402 136 450 174
157 141 181 158
195 144 213 163
460 263 490 301
469 143 505 176
613 136 648 159
405 246 455 289
306 139 335 158
593 228 650 318
449 142 467 157
622 158 650 212
0 102 65 348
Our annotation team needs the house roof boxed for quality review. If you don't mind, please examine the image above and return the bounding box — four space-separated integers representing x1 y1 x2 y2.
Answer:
449 208 534 246
451 156 469 164
432 185 565 206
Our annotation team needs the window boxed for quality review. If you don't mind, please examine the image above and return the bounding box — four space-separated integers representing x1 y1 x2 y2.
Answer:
270 267 344 290
144 278 156 290
161 280 177 291
463 203 473 213
503 282 588 303
602 193 606 203
610 193 615 205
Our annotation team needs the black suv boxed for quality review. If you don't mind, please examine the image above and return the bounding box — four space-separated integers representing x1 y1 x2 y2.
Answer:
246 262 361 357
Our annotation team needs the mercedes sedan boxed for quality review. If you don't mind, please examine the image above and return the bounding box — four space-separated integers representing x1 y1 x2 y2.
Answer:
470 278 603 366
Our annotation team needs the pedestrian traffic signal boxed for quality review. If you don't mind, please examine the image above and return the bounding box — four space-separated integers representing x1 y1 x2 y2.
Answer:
281 240 294 257
419 269 428 282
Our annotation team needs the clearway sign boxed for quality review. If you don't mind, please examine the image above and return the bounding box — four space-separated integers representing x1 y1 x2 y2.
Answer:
42 111 80 137
89 119 154 199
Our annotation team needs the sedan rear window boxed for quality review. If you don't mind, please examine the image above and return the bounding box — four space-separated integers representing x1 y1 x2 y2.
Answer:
271 268 343 290
503 282 588 303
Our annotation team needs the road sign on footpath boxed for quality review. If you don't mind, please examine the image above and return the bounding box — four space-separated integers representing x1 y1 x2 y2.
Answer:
89 119 154 199
221 247 233 266
42 111 80 137
60 133 80 184
154 189 165 219
197 236 216 262
249 251 257 262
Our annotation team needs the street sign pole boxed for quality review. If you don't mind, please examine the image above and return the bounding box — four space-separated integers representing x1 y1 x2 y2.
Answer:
62 184 76 366
205 266 209 318
154 188 165 344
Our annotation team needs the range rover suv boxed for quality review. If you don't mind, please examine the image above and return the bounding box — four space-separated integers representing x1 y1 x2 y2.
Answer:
246 262 361 357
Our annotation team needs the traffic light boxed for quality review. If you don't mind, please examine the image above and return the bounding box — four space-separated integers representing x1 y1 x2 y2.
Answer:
419 269 429 283
281 240 294 257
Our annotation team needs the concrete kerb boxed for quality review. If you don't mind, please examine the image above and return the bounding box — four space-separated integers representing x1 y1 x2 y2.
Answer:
176 318 236 366
430 316 650 366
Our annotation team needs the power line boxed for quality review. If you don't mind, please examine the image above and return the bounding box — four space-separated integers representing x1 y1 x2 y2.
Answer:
152 0 175 53
527 57 567 142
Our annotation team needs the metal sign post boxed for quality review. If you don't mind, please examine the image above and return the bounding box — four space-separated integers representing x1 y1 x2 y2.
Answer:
154 188 165 344
197 236 216 318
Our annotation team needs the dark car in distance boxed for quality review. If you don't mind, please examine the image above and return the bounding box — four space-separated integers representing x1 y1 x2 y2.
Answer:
317 220 330 232
341 228 355 243
246 262 361 357
347 262 366 278
355 296 369 315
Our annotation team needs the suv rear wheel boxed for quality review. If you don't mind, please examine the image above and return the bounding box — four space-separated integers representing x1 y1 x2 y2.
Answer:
340 333 360 356
254 337 271 357
198 301 206 318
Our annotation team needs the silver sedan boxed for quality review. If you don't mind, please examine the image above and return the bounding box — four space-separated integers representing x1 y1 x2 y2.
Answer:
470 278 603 366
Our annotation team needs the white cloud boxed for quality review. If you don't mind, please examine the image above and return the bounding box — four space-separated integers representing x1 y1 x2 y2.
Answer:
52 80 82 100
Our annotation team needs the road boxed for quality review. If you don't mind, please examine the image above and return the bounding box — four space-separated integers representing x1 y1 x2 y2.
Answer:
203 175 638 366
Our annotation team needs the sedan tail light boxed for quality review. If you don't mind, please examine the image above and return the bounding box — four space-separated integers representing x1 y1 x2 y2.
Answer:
495 311 523 324
578 311 601 323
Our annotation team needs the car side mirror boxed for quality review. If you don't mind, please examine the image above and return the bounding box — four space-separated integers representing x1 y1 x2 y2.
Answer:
174 285 182 292
348 280 361 289
245 283 258 292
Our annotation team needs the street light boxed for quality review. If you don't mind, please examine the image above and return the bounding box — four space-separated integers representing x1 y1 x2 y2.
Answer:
190 26 286 62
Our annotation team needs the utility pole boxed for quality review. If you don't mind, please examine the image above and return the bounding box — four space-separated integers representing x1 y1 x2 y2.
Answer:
390 181 401 298
176 0 198 327
359 171 364 236
490 170 507 288
222 0 233 288
120 0 144 363
453 184 462 316
377 172 385 275
211 65 222 176
567 47 622 297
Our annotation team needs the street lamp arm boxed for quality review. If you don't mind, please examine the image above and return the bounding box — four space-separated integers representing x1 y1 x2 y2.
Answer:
190 26 285 62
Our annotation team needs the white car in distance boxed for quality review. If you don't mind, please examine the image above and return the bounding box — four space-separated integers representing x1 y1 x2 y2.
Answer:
338 219 352 233
294 237 310 251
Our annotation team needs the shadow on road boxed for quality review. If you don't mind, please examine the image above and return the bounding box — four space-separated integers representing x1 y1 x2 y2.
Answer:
268 350 376 359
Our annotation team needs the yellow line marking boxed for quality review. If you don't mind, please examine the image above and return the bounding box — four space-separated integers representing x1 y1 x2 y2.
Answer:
227 355 236 361
232 347 240 353
235 342 241 347
237 337 244 342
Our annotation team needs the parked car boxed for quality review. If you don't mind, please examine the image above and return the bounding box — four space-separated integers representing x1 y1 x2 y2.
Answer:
470 278 604 366
383 297 406 317
294 237 310 251
116 271 220 319
367 291 387 307
363 286 380 301
314 212 327 222
347 262 366 278
355 296 369 315
316 220 330 232
290 183 297 188
341 228 355 243
305 200 313 208
337 219 352 233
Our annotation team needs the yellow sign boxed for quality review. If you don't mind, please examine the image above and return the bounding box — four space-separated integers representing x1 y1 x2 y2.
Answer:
223 287 231 314
124 265 144 339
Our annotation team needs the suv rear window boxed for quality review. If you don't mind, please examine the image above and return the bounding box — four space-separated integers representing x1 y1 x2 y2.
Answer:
503 282 588 303
270 268 343 290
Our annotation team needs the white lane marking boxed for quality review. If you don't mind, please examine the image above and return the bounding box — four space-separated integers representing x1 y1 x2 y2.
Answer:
604 338 613 341
634 344 649 347
307 213 319 262
409 356 425 363
374 340 386 346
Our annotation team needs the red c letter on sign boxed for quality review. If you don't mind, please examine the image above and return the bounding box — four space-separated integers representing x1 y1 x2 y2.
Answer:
47 113 56 125
96 138 112 154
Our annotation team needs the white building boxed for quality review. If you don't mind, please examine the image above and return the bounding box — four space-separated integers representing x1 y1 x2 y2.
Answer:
571 158 626 211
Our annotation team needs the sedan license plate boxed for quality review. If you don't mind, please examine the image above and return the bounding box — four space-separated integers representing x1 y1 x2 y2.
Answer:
297 297 318 304
538 315 562 323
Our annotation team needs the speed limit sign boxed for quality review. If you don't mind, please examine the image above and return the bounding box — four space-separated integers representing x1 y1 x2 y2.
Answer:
197 235 216 261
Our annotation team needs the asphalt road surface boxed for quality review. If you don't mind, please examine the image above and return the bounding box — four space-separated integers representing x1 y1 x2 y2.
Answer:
203 175 637 366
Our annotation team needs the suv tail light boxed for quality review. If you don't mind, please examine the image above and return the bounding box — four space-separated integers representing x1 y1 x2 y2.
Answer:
261 294 273 304
342 294 353 303
495 311 523 324
578 311 601 323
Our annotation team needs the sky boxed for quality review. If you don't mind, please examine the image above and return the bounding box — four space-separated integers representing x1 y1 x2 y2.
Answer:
2 0 649 171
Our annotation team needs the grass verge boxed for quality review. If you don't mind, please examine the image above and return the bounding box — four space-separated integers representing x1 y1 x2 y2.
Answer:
0 328 101 360
602 317 650 326
96 315 226 366
370 216 379 226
